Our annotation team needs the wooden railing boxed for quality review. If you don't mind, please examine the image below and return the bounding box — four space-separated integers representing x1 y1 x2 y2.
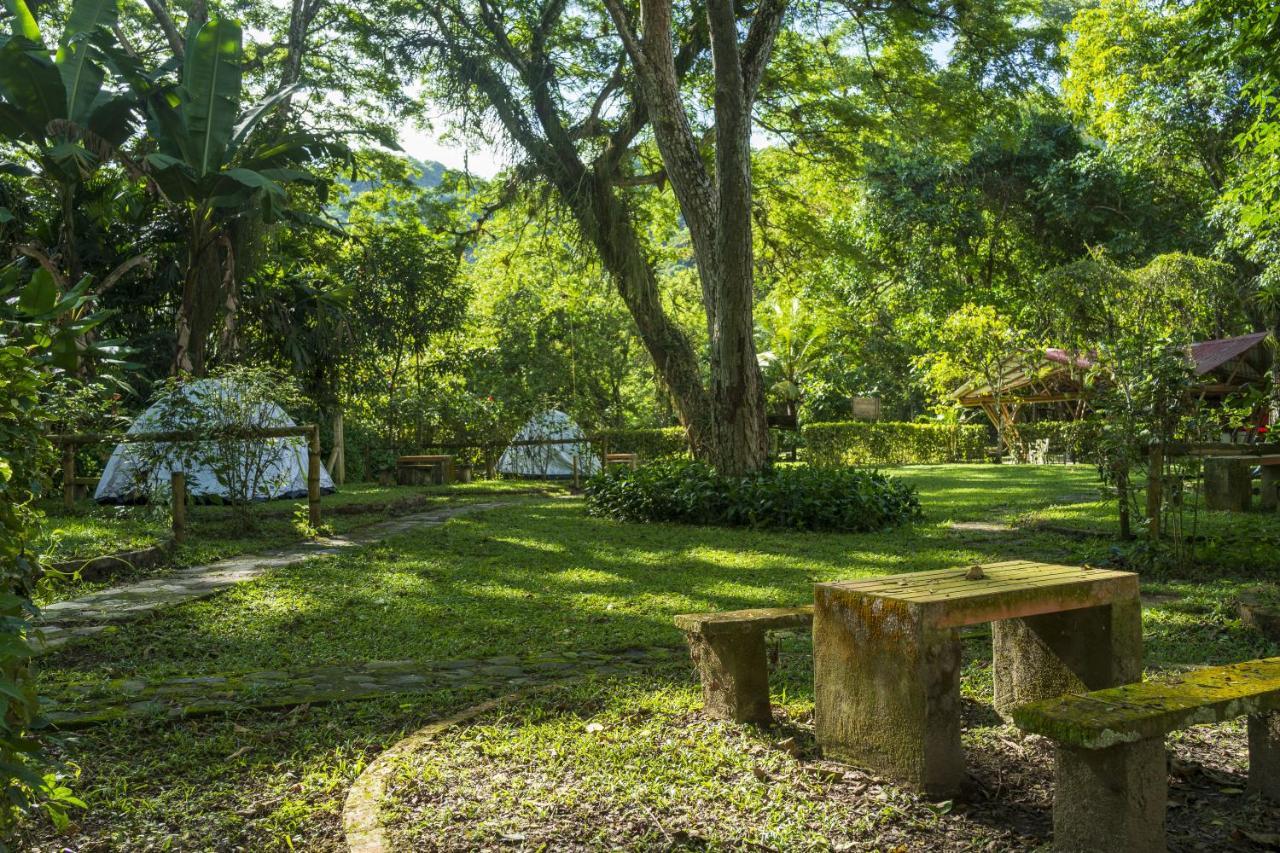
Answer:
51 425 323 540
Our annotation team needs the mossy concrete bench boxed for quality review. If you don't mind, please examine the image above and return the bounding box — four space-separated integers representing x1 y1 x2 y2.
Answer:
674 607 813 725
1013 656 1280 852
1204 454 1280 512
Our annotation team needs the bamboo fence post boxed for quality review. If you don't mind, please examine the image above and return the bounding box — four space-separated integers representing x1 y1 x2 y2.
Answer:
62 442 75 509
171 471 186 544
308 425 322 528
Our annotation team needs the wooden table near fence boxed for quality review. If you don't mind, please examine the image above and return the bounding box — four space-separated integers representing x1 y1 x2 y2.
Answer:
813 560 1142 798
396 454 455 486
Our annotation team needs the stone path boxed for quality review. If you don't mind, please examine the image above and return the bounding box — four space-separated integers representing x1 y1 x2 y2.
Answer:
42 647 683 728
33 501 514 654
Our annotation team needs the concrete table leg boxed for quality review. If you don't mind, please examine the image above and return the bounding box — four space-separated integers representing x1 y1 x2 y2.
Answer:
1053 738 1167 853
815 592 963 797
1261 467 1279 512
1248 711 1280 801
993 597 1143 718
687 630 771 725
1204 458 1253 512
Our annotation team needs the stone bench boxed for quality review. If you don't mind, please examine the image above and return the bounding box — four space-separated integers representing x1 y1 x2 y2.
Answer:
674 606 813 725
1013 656 1280 852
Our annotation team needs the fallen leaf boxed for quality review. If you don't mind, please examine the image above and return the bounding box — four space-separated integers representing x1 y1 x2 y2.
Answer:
1237 829 1280 848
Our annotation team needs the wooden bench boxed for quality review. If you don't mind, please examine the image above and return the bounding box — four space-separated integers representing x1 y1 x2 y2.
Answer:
674 607 813 725
1013 656 1280 852
1204 454 1280 512
604 452 639 469
396 455 454 486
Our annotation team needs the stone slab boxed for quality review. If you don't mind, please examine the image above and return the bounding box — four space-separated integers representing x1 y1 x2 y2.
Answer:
674 606 813 637
1013 656 1280 749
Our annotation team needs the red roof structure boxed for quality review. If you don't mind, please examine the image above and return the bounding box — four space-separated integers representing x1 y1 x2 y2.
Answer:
953 332 1272 427
1190 332 1269 377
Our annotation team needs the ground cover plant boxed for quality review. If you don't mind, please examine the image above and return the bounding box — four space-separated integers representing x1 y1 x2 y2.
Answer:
4 0 1280 840
585 460 922 531
13 465 1280 850
382 657 1279 852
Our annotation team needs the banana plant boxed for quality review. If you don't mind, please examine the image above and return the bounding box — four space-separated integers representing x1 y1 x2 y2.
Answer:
0 0 138 282
755 295 831 420
104 15 349 374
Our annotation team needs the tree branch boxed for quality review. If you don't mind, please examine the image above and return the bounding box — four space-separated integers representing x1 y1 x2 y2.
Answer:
97 254 153 296
741 0 789 100
15 245 69 291
141 0 185 59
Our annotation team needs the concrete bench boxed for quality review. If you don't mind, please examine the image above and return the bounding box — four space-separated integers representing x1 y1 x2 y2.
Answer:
674 606 813 725
1013 656 1280 852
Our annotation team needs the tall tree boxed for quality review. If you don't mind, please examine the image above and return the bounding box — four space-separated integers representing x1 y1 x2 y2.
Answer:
397 0 788 473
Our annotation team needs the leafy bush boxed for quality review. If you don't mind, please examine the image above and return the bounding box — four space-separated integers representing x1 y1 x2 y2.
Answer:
802 421 987 466
585 461 922 532
593 427 690 461
132 366 308 529
1016 420 1104 463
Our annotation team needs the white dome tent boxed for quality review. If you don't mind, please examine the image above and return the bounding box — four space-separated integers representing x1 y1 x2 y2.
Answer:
94 379 335 504
497 410 600 480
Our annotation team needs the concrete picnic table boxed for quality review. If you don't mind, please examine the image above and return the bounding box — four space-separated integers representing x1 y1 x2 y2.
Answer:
814 559 1142 798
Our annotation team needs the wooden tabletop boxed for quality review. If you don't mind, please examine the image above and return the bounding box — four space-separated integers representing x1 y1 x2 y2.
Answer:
816 560 1139 628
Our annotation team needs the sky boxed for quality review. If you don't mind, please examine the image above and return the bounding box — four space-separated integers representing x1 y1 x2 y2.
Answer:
398 122 504 178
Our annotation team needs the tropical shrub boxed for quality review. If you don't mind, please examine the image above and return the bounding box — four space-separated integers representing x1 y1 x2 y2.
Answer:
1016 420 1105 462
0 339 85 834
802 421 987 466
131 366 307 529
585 461 922 532
593 428 690 461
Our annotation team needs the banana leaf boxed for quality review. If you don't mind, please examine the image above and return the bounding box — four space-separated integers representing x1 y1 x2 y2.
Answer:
183 17 242 176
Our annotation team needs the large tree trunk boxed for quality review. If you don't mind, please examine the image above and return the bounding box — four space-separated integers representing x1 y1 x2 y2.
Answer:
173 217 228 376
564 169 714 455
704 0 769 474
424 0 785 474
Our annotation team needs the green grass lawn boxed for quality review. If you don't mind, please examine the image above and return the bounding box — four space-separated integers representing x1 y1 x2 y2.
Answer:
32 480 566 605
19 464 1280 850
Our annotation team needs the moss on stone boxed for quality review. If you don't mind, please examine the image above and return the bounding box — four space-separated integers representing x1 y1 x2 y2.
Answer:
1013 656 1280 748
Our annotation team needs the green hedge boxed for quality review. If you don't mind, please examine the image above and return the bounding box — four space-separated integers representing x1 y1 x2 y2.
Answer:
585 460 922 532
802 421 988 466
1016 420 1103 462
592 427 690 461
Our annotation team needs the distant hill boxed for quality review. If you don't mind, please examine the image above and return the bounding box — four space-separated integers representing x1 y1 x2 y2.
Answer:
343 158 447 196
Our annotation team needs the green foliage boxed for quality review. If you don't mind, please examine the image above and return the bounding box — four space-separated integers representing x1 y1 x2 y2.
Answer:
584 461 922 532
1015 421 1104 463
131 366 306 530
802 421 988 466
593 428 689 462
0 336 87 836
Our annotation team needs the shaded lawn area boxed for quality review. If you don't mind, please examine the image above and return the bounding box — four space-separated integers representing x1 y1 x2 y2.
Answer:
32 480 564 605
21 465 1280 850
